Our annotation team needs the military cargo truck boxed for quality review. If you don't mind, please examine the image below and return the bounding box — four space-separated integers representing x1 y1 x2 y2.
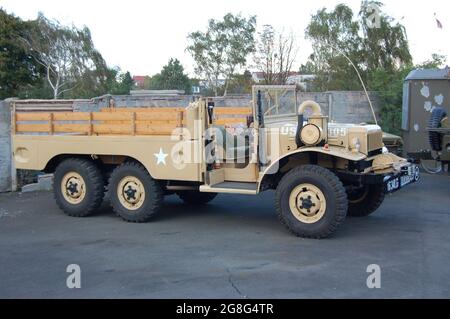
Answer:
12 85 419 238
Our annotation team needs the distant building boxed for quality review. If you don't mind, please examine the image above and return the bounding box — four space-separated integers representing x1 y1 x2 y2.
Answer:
132 76 147 89
130 90 185 96
287 74 316 91
251 72 316 90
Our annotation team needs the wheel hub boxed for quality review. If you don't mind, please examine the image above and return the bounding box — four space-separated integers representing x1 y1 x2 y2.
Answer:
289 183 327 224
122 182 142 204
61 173 86 204
117 176 146 210
66 180 79 196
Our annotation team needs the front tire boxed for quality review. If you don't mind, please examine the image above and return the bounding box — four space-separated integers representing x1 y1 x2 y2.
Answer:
108 162 163 223
346 184 385 217
276 165 348 239
53 158 104 217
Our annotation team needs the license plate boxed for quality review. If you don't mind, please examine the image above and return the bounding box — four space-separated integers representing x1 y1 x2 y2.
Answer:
384 165 420 193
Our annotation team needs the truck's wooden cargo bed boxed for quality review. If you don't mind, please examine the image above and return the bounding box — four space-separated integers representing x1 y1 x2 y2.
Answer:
13 106 252 136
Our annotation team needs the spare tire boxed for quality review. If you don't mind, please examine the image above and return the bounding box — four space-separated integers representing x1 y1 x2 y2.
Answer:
428 107 447 151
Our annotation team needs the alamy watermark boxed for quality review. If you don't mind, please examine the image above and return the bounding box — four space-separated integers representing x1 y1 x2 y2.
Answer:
365 3 381 29
66 264 81 289
366 264 381 289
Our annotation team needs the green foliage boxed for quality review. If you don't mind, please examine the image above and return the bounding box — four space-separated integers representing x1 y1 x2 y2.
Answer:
108 71 134 95
0 9 133 99
0 9 43 99
21 13 112 99
306 1 412 92
416 54 447 69
370 54 447 135
368 67 410 134
149 58 192 93
226 70 254 94
299 61 316 74
305 1 415 133
359 1 412 71
187 13 256 96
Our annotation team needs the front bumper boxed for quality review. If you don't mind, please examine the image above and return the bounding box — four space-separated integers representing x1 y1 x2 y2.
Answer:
335 163 420 194
383 163 420 194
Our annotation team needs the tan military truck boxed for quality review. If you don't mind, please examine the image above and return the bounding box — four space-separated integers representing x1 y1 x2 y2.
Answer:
11 85 419 238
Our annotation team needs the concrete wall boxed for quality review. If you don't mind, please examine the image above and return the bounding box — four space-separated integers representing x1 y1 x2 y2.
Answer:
0 100 12 192
73 92 380 125
72 94 255 111
327 91 380 124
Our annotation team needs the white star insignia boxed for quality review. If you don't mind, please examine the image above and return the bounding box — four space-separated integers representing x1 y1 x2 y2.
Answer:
154 148 168 166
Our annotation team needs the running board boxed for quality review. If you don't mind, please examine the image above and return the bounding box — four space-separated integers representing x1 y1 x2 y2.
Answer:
200 182 258 195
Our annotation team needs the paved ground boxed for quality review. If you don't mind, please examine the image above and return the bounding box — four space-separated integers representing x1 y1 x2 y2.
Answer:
0 173 449 298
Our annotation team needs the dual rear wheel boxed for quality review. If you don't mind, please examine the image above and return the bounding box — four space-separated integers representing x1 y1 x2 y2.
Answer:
54 159 213 223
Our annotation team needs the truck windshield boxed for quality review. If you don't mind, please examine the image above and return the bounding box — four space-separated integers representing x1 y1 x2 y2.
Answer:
253 85 297 119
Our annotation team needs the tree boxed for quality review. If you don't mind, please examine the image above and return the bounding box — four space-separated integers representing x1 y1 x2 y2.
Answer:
0 9 43 99
254 25 298 85
304 1 415 133
149 58 192 93
305 4 364 91
107 71 134 95
305 1 412 91
370 54 447 134
359 1 412 72
227 70 254 94
21 13 110 99
416 53 447 69
187 13 256 96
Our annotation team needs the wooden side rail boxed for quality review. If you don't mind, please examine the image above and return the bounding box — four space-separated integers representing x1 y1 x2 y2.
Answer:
102 106 252 126
14 109 185 136
214 107 252 126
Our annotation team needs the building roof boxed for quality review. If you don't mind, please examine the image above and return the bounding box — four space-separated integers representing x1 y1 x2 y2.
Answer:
405 67 450 81
252 71 301 79
130 90 185 96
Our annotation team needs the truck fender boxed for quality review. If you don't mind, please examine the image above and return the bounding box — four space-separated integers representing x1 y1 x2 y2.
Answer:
257 146 367 192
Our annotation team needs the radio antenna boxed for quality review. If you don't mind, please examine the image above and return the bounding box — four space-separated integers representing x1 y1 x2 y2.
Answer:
327 44 378 125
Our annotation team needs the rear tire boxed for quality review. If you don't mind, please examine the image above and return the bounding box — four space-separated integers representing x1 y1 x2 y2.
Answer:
275 165 347 239
53 158 104 217
177 191 217 205
429 106 447 151
346 184 385 217
108 162 163 223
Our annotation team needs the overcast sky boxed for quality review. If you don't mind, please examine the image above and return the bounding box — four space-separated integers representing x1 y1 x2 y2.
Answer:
2 0 449 76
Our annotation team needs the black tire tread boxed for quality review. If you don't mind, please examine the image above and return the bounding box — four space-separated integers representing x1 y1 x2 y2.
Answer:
347 184 385 217
276 165 347 239
53 158 104 217
108 161 163 223
428 106 447 151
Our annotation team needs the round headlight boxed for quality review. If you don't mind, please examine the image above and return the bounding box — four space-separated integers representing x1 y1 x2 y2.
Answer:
300 124 322 146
